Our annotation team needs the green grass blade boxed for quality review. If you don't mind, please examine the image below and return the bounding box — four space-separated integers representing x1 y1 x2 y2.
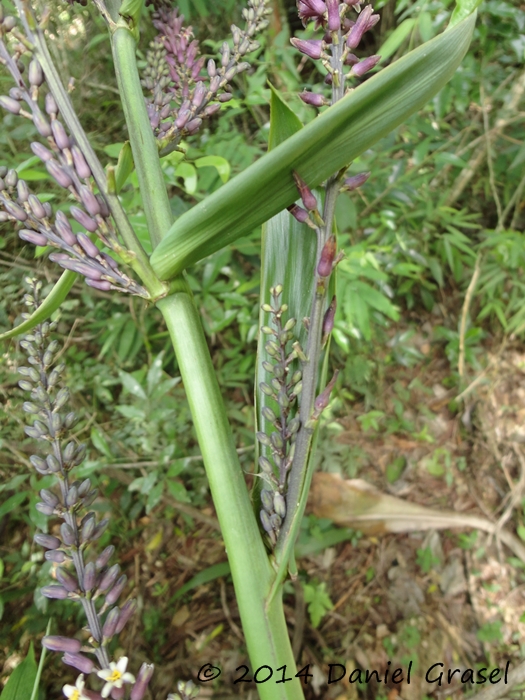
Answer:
0 643 37 700
150 12 477 280
0 270 77 341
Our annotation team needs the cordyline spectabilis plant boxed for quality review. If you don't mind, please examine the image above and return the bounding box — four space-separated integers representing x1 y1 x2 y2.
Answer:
0 0 478 697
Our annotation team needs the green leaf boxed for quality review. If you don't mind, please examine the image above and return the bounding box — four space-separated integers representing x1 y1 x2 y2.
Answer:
90 426 113 459
115 141 135 193
169 562 231 603
303 581 333 628
118 370 147 400
150 13 477 280
0 492 27 520
449 0 482 28
378 19 417 62
0 643 37 700
0 270 77 341
194 156 231 183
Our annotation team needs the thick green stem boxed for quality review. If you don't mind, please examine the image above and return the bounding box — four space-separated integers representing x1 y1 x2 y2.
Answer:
158 289 304 700
111 25 173 249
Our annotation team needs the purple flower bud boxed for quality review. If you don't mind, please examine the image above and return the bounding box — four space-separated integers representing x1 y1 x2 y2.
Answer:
41 584 68 599
46 160 72 189
191 81 207 109
30 454 47 471
42 635 82 653
313 369 339 414
293 172 317 211
86 279 112 291
28 60 44 87
261 489 273 513
0 96 21 114
16 179 29 202
73 443 87 466
81 512 96 542
51 120 70 150
350 54 381 77
260 509 273 534
28 194 47 219
30 142 53 163
258 456 273 474
33 113 52 138
77 232 100 258
344 52 359 65
66 485 79 507
96 545 115 570
71 146 92 179
34 533 61 549
56 567 78 592
62 652 95 674
185 117 202 134
105 575 127 606
60 522 76 546
78 479 92 497
130 664 155 700
326 0 340 31
322 295 337 336
70 206 98 232
317 235 336 277
175 109 191 129
102 607 120 639
270 513 282 530
9 87 23 100
287 203 309 223
43 454 59 475
45 93 58 116
299 91 326 107
346 5 377 49
5 201 28 222
40 489 59 507
19 229 47 246
98 563 120 593
5 169 18 188
342 171 370 191
273 492 286 518
115 599 137 634
36 502 54 516
70 261 103 280
83 561 96 591
43 202 53 218
207 58 216 77
45 549 67 563
290 38 324 60
54 210 77 246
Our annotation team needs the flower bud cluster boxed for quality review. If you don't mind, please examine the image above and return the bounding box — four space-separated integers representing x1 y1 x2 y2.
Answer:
0 167 146 296
141 0 271 152
18 281 152 700
292 1 381 107
257 285 305 545
0 33 147 297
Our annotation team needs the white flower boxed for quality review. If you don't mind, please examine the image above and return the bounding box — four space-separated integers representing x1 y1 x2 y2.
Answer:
62 674 90 700
97 657 135 698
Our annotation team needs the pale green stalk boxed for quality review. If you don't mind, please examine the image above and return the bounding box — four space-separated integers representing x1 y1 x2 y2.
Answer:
111 20 304 699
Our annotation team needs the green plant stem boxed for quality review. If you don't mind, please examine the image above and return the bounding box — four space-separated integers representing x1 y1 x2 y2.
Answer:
111 24 173 249
158 288 305 700
15 1 165 299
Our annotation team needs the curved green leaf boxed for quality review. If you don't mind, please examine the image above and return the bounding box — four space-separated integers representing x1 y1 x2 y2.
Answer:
150 12 477 281
0 270 77 341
